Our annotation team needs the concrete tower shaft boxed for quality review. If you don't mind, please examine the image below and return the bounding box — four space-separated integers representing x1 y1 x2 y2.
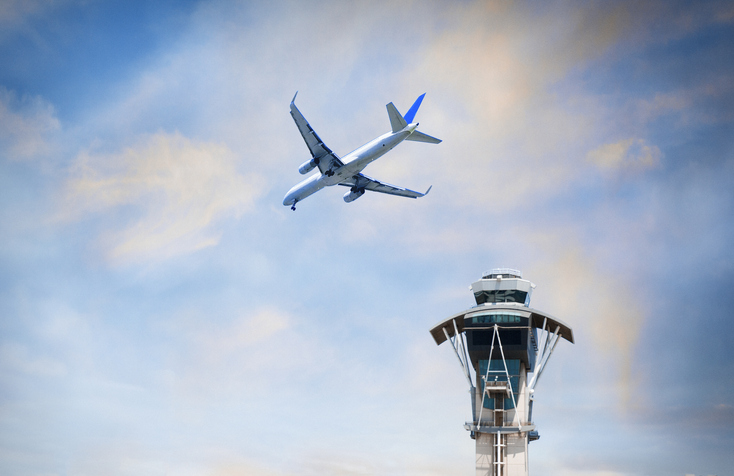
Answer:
429 270 574 476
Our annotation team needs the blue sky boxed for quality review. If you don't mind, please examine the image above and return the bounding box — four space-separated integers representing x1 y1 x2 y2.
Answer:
1 1 733 475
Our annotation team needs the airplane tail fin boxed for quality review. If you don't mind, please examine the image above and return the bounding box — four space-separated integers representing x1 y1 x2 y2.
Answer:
403 93 425 123
387 93 441 143
387 93 427 132
387 102 407 133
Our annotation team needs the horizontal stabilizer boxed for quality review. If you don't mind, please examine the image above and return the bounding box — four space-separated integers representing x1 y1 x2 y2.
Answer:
406 130 442 144
386 102 407 133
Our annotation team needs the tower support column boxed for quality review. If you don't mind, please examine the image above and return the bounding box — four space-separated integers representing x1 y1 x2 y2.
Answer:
475 432 493 476
476 431 527 476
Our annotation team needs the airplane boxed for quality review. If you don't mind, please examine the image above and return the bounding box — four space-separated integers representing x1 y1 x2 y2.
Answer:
283 93 441 210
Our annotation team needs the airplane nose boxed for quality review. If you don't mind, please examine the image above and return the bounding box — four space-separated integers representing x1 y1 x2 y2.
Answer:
283 188 298 206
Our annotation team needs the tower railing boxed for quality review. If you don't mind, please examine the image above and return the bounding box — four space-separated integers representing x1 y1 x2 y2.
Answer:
482 268 523 279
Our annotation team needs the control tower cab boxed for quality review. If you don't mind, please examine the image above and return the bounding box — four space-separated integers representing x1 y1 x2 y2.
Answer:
430 269 573 476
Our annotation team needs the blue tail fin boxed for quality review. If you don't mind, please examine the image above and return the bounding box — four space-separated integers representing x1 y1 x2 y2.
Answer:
403 93 425 123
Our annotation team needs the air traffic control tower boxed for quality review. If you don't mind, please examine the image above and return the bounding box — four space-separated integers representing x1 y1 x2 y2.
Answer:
430 269 573 476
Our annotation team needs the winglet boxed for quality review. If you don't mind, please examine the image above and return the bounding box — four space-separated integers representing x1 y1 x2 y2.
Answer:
423 185 432 196
403 93 426 123
291 91 298 104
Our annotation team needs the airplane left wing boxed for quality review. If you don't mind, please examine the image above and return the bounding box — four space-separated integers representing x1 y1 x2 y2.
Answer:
290 93 343 175
339 173 431 199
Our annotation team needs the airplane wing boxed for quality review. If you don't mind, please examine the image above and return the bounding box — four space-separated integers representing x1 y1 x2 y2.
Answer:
290 93 343 174
339 173 432 199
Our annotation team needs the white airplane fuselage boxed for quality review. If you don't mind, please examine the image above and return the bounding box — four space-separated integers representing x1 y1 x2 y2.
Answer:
283 123 417 206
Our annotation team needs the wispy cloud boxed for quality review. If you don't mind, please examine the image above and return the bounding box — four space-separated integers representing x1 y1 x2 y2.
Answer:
62 131 264 264
0 0 59 31
159 306 329 402
0 342 66 377
587 138 662 174
0 86 59 161
395 2 631 209
526 233 645 408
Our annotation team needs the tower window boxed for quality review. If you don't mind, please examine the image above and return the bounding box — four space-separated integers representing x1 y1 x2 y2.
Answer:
498 330 522 346
474 290 528 304
479 359 521 410
467 313 524 325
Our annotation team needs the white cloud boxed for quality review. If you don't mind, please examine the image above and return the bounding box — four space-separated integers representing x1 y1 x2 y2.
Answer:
161 306 325 400
68 446 289 476
393 3 621 209
635 92 691 123
0 342 66 377
587 138 662 174
195 307 291 360
525 234 645 407
0 86 60 161
62 131 264 264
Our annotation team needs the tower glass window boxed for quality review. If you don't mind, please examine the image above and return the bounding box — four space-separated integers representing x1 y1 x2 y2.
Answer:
479 359 520 410
467 313 525 325
474 290 528 304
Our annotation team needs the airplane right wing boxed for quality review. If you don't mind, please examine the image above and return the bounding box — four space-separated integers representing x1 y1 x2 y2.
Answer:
339 173 432 199
290 93 343 174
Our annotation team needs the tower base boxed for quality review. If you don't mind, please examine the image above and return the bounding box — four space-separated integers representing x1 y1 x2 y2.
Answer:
475 431 529 476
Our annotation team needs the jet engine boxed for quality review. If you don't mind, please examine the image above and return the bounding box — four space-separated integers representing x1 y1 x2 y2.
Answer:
298 157 319 175
343 187 365 203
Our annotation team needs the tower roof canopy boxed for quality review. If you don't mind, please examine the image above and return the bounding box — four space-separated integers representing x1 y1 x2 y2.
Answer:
429 304 574 345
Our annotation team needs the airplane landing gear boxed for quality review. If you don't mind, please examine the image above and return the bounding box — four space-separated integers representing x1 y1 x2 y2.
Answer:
291 200 297 211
